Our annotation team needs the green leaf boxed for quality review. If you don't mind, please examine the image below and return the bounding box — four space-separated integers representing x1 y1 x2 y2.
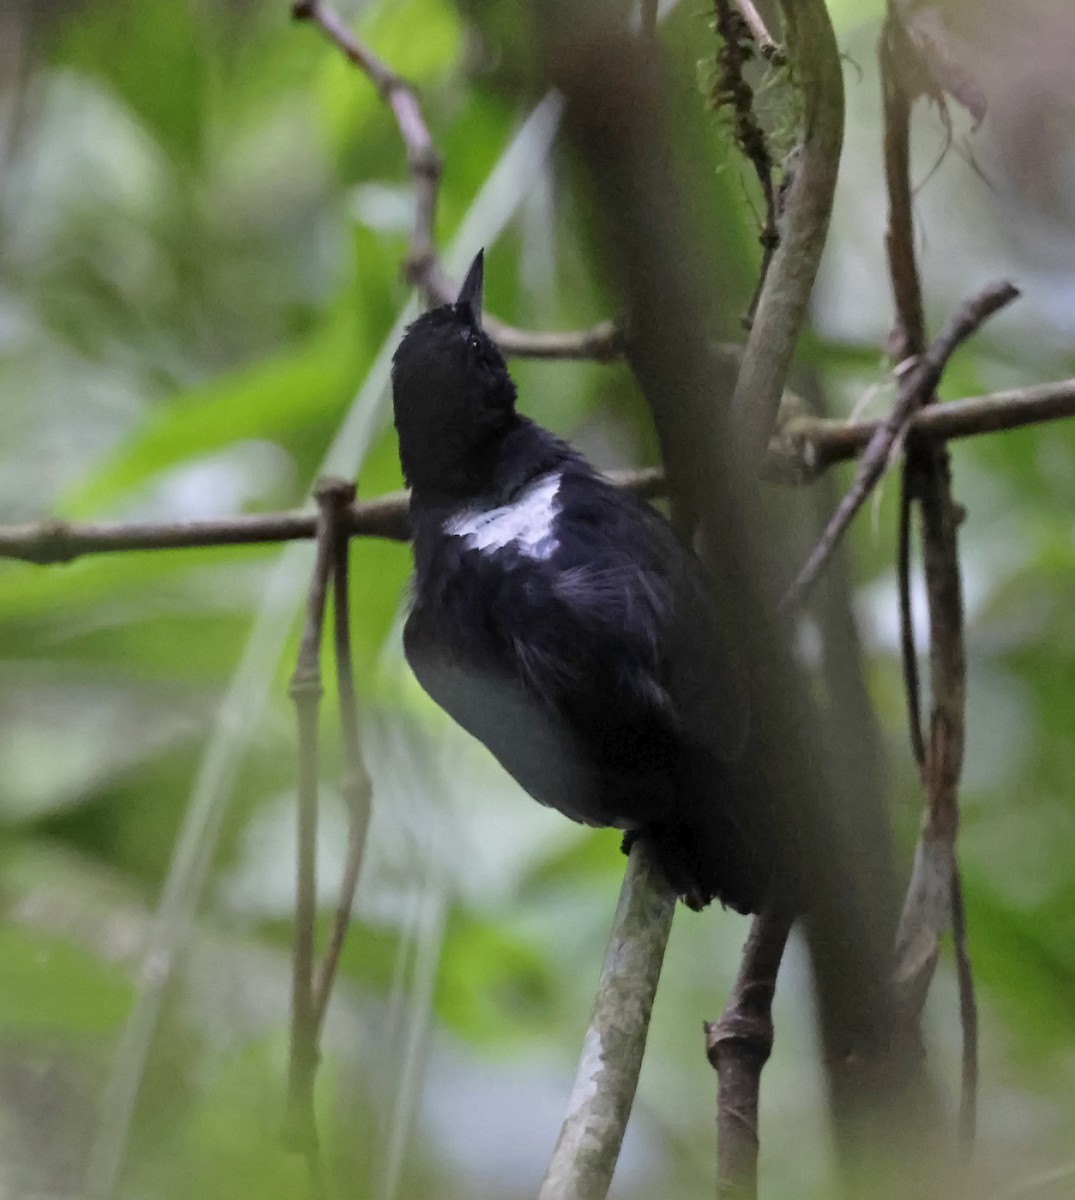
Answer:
57 0 213 168
0 924 131 1034
62 316 365 518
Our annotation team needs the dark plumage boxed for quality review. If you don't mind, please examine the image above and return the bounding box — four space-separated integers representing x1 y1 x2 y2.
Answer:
391 251 768 912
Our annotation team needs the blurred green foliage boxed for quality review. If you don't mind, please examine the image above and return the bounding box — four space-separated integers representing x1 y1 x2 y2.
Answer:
2 1 1075 1198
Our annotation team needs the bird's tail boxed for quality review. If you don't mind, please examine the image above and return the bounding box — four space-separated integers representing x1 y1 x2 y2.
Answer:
638 773 770 913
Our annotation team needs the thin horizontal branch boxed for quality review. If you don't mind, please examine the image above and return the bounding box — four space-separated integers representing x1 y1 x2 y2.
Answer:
3 376 1074 567
764 377 1075 481
292 0 623 362
0 469 662 564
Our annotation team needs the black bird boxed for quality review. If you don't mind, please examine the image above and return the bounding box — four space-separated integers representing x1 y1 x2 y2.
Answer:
391 250 767 912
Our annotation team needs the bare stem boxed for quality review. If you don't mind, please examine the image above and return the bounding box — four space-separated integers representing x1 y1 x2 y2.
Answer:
951 866 978 1155
898 468 926 768
538 842 677 1200
283 478 344 1160
312 481 374 1032
882 7 981 1156
706 905 794 1198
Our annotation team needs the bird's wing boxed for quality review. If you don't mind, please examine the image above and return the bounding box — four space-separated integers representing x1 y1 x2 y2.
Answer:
536 474 749 763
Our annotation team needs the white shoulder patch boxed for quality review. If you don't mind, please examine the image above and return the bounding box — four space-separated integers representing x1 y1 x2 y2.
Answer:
445 471 562 561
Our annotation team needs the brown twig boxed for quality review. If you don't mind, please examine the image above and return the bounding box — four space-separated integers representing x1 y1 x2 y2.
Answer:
292 0 440 278
951 866 978 1155
706 905 794 1198
898 468 926 768
763 377 1075 480
882 5 982 1154
0 468 655 565
880 18 926 361
283 479 343 1163
312 481 374 1033
881 11 930 770
291 0 623 362
7 378 1075 566
782 280 1020 609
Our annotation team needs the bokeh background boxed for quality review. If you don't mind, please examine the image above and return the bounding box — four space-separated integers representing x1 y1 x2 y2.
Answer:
2 0 1075 1197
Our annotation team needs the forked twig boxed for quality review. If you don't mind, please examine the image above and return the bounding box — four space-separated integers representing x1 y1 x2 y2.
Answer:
284 479 345 1166
312 481 374 1031
782 280 1019 610
291 0 623 361
281 474 372 1188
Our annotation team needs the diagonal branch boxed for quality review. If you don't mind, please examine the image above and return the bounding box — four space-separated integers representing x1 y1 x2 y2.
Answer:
782 280 1019 610
538 841 677 1200
731 0 844 463
291 0 623 362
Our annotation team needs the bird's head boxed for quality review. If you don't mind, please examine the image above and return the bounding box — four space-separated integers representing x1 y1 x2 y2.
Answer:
391 250 518 497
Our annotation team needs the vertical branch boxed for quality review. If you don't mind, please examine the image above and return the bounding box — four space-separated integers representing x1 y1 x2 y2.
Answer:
898 468 926 768
882 9 928 769
951 870 978 1155
711 0 780 327
283 479 345 1167
538 842 677 1200
706 906 794 1198
882 3 979 1150
880 17 926 360
312 480 374 1032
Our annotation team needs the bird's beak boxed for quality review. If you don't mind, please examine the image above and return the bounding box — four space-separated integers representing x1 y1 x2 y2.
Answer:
456 249 484 327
